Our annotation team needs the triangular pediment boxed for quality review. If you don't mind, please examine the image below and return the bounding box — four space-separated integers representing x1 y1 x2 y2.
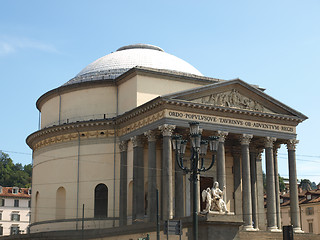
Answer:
162 79 307 120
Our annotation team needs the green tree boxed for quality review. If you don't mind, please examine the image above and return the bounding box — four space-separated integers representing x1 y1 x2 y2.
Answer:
262 172 286 192
279 175 285 192
299 179 312 191
0 151 32 188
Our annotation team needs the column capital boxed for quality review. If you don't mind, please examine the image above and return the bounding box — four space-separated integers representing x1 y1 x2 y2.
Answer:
158 124 176 137
217 131 228 142
131 135 144 148
119 140 128 152
264 137 277 148
240 134 253 145
287 139 299 151
144 130 156 142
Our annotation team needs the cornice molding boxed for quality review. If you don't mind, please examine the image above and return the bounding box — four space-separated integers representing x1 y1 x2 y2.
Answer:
27 120 114 150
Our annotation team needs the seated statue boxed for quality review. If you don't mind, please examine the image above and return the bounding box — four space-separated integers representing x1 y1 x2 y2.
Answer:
202 181 228 213
211 181 228 213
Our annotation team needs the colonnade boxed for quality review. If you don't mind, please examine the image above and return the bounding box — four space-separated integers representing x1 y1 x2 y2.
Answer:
118 124 302 232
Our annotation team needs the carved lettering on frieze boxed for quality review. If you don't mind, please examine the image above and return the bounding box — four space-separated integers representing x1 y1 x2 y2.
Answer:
193 89 273 113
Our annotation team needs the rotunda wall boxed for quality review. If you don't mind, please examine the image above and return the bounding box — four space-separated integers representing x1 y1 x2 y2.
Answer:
40 86 117 128
31 137 118 226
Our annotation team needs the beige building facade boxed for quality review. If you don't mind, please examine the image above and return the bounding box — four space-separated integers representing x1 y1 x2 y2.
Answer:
26 44 309 239
281 189 320 234
0 187 31 236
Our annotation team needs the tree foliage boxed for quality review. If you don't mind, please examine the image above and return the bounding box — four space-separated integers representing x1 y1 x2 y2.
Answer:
299 179 313 191
279 175 286 192
0 151 32 188
263 172 288 192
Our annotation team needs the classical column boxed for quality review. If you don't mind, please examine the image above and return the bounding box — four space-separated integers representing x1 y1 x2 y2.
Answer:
249 147 258 229
144 130 157 222
287 139 303 232
131 135 144 222
240 134 254 230
265 137 278 231
119 140 128 226
232 147 242 216
175 144 184 218
217 131 228 202
158 124 176 220
255 148 266 230
273 143 281 230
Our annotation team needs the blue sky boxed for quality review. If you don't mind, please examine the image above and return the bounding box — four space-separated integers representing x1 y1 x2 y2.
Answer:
0 1 320 183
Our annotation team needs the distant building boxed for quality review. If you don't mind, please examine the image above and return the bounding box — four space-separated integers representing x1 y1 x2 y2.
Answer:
281 187 320 234
0 186 31 236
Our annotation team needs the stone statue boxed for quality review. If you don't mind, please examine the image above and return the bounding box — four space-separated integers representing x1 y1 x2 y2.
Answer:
211 181 228 213
201 181 228 213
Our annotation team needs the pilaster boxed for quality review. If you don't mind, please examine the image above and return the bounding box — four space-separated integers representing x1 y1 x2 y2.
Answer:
144 130 157 222
119 140 128 226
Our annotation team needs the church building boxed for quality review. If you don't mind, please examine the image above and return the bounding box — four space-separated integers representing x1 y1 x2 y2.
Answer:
26 44 308 239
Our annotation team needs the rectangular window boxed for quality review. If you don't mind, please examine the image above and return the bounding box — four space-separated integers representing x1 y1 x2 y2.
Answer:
14 199 19 207
0 225 3 235
0 199 4 207
10 226 19 235
309 222 313 233
0 212 2 220
28 200 31 208
306 207 314 215
11 213 20 221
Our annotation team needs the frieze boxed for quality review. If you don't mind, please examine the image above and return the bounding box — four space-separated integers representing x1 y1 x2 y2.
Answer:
165 110 296 134
33 130 114 150
118 111 165 136
192 89 274 113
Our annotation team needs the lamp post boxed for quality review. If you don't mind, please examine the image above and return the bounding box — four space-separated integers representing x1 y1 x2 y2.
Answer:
172 122 219 240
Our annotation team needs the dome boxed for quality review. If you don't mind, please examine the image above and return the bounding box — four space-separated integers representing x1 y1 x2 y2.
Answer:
64 44 203 85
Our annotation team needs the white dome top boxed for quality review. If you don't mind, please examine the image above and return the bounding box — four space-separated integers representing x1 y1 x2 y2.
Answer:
64 44 203 85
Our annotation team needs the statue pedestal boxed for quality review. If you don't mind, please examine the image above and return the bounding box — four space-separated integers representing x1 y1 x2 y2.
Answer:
201 211 235 215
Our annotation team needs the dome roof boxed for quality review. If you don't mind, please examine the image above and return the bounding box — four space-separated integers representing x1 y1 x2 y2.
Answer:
64 44 203 85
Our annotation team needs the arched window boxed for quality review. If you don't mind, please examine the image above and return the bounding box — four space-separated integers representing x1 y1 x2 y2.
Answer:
56 187 66 219
94 184 108 218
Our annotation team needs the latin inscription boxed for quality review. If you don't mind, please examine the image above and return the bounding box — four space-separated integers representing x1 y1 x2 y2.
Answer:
167 110 295 133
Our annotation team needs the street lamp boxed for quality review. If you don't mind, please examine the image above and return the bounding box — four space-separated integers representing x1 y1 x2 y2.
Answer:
172 122 219 240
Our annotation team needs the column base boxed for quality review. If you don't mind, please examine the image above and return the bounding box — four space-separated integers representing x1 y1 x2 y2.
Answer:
243 225 257 231
268 226 281 232
293 227 304 233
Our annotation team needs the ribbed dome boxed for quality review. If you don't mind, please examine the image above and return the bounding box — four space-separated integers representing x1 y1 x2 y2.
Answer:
64 44 203 85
